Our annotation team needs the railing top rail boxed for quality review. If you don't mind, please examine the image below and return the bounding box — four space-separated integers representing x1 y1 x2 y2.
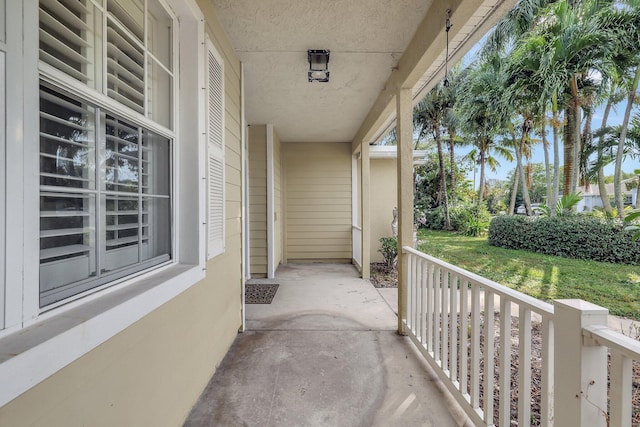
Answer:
583 324 640 360
403 246 555 317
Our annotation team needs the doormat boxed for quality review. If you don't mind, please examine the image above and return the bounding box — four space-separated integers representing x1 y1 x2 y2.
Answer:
245 283 279 304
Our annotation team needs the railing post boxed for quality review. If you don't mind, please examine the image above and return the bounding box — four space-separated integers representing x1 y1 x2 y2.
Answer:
554 300 609 427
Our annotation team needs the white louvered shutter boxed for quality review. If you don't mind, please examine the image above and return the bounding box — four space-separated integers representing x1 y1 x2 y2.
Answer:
106 0 145 114
39 0 94 83
206 39 225 259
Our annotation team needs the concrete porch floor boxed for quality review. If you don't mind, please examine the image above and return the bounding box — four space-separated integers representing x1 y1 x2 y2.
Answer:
183 264 470 427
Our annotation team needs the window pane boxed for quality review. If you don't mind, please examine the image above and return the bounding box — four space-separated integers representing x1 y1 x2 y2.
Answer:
142 129 170 196
105 115 140 193
107 0 144 43
147 0 172 70
147 59 172 128
40 192 97 299
39 0 102 87
104 194 140 272
141 197 171 262
106 17 145 114
40 86 96 190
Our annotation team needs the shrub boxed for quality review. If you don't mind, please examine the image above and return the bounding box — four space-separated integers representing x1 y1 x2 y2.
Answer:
451 204 491 236
488 215 640 265
378 236 398 269
422 206 445 230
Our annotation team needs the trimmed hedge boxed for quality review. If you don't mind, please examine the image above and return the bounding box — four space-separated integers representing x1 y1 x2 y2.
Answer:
488 215 640 265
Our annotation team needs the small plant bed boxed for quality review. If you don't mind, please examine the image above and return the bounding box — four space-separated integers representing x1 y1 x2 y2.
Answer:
417 229 640 320
370 263 398 288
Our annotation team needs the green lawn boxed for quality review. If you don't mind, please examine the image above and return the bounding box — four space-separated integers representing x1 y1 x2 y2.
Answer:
417 229 640 320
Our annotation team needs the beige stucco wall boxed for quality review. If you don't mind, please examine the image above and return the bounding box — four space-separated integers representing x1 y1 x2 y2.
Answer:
370 158 397 264
284 142 352 261
273 130 283 268
248 125 267 277
0 2 243 425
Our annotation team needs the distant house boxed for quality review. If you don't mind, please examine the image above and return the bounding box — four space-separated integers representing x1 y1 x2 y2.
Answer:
575 179 637 212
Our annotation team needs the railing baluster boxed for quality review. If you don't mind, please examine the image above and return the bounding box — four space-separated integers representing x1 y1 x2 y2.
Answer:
407 252 414 332
499 297 512 427
434 266 442 363
450 274 458 383
484 290 495 424
412 255 419 335
460 280 469 396
518 306 532 427
540 315 554 427
442 270 450 373
609 351 632 427
471 283 481 411
420 260 428 347
426 261 434 353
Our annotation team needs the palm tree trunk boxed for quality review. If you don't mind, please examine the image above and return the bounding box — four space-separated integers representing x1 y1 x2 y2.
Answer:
552 107 560 217
515 136 532 215
615 66 640 219
572 77 582 195
541 116 553 212
509 168 519 215
478 147 486 205
636 172 640 209
564 75 580 195
564 104 575 195
580 108 592 189
597 95 614 214
448 132 456 207
435 126 451 229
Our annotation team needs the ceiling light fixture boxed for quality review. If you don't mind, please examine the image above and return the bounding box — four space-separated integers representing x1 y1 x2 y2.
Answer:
308 49 330 82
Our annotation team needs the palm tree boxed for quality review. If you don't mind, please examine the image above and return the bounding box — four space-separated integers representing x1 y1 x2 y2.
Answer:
459 56 514 204
608 7 640 217
593 82 625 214
414 81 453 229
442 67 467 207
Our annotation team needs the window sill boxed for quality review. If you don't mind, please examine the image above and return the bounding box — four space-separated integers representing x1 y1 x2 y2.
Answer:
0 263 204 407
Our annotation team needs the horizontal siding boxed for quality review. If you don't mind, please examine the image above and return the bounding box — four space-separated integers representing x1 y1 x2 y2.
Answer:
284 142 351 261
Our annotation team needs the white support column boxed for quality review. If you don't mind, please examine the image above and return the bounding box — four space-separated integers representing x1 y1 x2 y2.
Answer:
361 142 370 279
554 299 609 427
266 124 275 278
396 88 413 335
240 62 247 331
351 153 362 271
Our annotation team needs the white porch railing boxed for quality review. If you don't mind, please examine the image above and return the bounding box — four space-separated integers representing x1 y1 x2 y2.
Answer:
402 246 639 427
352 225 362 270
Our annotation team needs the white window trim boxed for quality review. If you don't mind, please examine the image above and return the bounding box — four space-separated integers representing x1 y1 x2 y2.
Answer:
0 0 209 406
0 43 5 330
34 0 179 311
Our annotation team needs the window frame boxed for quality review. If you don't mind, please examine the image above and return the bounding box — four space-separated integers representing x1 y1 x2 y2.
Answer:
0 0 211 407
37 84 175 308
35 0 179 310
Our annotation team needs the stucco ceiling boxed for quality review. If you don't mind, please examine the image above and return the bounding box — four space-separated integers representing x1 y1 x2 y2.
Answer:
210 0 511 144
210 0 432 143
